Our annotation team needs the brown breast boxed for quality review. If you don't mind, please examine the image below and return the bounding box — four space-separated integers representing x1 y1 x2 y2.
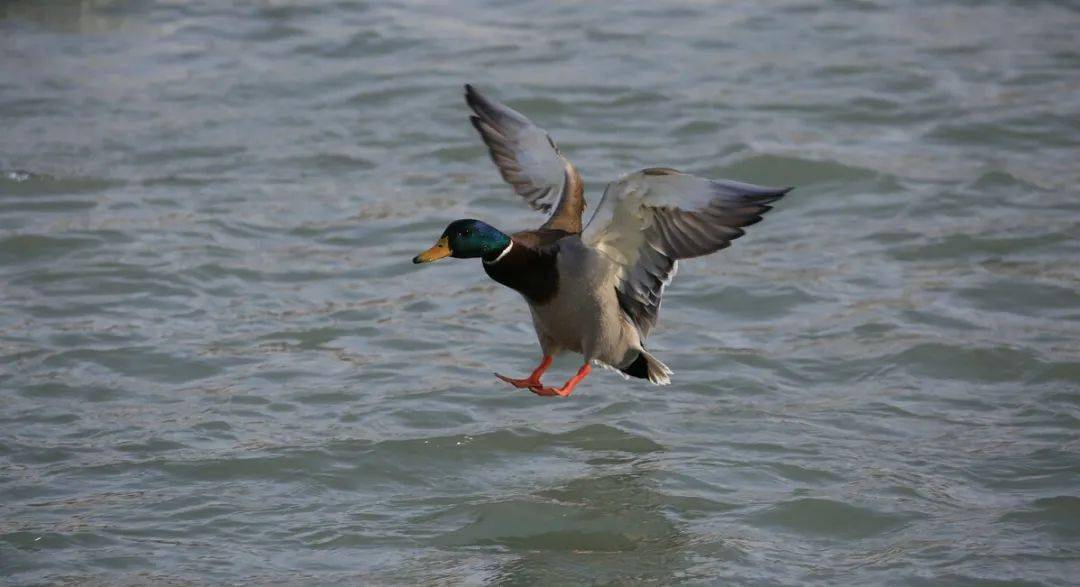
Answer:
482 232 565 304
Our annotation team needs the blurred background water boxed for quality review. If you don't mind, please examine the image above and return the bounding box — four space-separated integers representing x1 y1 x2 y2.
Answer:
2 0 1079 584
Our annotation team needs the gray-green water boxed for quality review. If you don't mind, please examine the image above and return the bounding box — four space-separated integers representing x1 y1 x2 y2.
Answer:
2 1 1079 584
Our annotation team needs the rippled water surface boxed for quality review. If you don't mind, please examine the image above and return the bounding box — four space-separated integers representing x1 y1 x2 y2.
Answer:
3 1 1080 584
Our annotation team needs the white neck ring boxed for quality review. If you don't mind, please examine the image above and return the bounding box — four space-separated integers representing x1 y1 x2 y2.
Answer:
483 240 514 265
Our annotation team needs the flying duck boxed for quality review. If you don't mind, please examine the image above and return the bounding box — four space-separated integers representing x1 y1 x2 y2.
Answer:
413 84 790 397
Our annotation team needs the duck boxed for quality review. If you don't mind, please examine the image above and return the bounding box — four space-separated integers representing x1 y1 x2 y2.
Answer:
413 84 790 397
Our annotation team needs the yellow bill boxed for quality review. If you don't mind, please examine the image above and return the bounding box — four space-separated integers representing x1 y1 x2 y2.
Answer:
413 236 451 264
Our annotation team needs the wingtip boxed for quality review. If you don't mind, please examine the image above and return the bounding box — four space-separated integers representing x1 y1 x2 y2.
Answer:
756 185 793 204
761 185 793 200
763 186 793 204
464 84 481 107
464 83 487 113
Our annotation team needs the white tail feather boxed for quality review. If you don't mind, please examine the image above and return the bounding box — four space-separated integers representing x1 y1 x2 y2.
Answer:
639 349 673 385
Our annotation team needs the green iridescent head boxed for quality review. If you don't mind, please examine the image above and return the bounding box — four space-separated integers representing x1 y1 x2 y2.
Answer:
413 219 511 264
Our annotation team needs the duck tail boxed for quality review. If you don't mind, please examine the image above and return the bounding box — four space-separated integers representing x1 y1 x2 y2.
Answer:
621 349 673 385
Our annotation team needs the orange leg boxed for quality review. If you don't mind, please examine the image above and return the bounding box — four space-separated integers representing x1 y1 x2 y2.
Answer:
495 355 553 389
529 363 591 397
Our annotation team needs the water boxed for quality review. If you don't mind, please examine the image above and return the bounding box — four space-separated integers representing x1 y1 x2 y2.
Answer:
2 0 1079 584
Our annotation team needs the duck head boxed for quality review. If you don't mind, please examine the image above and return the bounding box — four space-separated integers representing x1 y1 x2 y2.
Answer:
413 219 511 264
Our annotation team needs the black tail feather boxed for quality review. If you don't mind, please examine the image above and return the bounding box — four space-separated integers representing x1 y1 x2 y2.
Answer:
621 352 650 380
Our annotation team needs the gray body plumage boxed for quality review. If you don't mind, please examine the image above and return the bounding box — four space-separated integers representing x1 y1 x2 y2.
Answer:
525 237 643 372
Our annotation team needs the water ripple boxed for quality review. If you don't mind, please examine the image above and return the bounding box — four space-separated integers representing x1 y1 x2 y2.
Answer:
2 0 1079 584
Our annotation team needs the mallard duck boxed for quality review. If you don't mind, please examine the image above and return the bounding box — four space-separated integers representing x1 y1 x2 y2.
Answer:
413 84 790 397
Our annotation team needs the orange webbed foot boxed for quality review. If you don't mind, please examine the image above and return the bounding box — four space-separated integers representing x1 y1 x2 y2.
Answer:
495 372 541 389
528 384 573 397
527 363 591 398
494 355 553 390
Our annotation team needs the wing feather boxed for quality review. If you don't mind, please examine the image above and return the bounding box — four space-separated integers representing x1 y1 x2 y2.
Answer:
583 169 790 338
464 84 586 232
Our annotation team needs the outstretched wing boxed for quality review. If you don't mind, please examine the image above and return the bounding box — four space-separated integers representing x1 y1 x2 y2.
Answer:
582 168 790 338
465 84 585 233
